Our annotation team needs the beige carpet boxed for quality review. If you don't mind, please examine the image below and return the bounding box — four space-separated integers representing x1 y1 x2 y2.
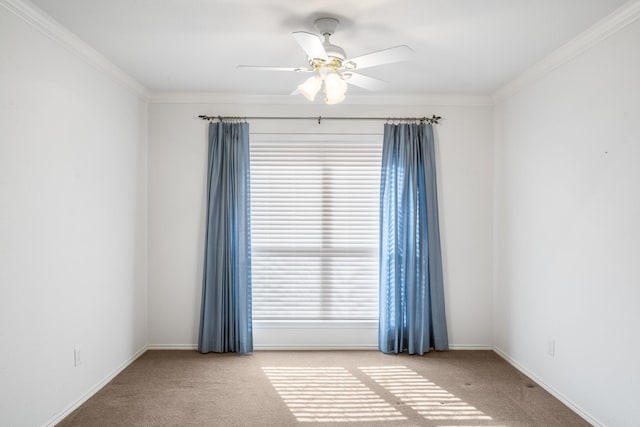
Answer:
57 350 590 427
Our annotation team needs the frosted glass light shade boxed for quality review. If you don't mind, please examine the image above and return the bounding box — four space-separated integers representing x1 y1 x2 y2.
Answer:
324 73 347 104
298 76 322 101
325 93 346 105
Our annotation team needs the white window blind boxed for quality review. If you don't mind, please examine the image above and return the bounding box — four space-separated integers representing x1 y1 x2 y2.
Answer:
250 133 381 321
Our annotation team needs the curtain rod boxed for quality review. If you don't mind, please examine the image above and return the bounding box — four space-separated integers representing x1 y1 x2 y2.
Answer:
198 115 442 125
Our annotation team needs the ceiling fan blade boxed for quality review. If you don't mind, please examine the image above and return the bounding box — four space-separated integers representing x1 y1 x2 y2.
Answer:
292 31 328 61
346 45 414 70
237 65 312 72
343 72 388 91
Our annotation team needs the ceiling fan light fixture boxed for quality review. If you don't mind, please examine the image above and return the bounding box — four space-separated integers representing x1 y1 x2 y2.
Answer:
298 75 322 101
324 92 346 105
324 73 347 104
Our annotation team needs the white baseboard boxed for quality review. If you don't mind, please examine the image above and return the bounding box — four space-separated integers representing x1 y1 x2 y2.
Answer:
45 345 148 427
492 346 603 427
449 345 493 350
147 344 198 350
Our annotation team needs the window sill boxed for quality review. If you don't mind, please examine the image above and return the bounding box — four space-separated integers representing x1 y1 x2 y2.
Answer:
254 320 377 329
253 320 378 349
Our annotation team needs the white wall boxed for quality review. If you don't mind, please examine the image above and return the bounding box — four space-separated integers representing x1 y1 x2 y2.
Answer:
493 17 640 427
147 100 494 349
0 5 147 426
4 0 637 423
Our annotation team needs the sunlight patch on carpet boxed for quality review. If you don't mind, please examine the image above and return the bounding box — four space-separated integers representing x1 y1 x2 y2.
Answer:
263 367 407 423
360 365 499 424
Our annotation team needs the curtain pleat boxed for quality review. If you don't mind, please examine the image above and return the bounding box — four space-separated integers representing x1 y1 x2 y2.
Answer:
198 122 253 354
379 123 448 355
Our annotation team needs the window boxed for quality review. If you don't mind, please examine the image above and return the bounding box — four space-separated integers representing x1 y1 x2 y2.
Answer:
250 133 381 322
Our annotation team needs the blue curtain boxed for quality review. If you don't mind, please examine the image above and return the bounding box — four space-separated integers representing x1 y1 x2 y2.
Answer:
198 121 253 354
379 123 449 355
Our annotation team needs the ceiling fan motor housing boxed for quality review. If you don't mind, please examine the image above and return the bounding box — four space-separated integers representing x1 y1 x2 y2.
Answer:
323 42 346 61
315 18 346 61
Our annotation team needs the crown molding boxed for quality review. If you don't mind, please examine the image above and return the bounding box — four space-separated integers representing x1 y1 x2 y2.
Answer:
1 0 151 100
149 91 494 107
492 0 640 102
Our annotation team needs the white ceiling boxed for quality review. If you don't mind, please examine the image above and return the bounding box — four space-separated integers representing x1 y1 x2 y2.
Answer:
30 0 627 95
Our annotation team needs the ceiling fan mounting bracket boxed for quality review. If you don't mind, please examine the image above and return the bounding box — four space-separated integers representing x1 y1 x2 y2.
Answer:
314 18 339 36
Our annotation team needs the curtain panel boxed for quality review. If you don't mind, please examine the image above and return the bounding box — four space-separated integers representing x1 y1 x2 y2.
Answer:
379 123 449 355
198 121 253 354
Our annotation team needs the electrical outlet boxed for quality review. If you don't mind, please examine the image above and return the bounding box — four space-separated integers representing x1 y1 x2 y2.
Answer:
547 339 555 357
74 346 83 367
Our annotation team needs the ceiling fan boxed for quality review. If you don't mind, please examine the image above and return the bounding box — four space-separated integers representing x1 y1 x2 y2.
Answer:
238 17 414 104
